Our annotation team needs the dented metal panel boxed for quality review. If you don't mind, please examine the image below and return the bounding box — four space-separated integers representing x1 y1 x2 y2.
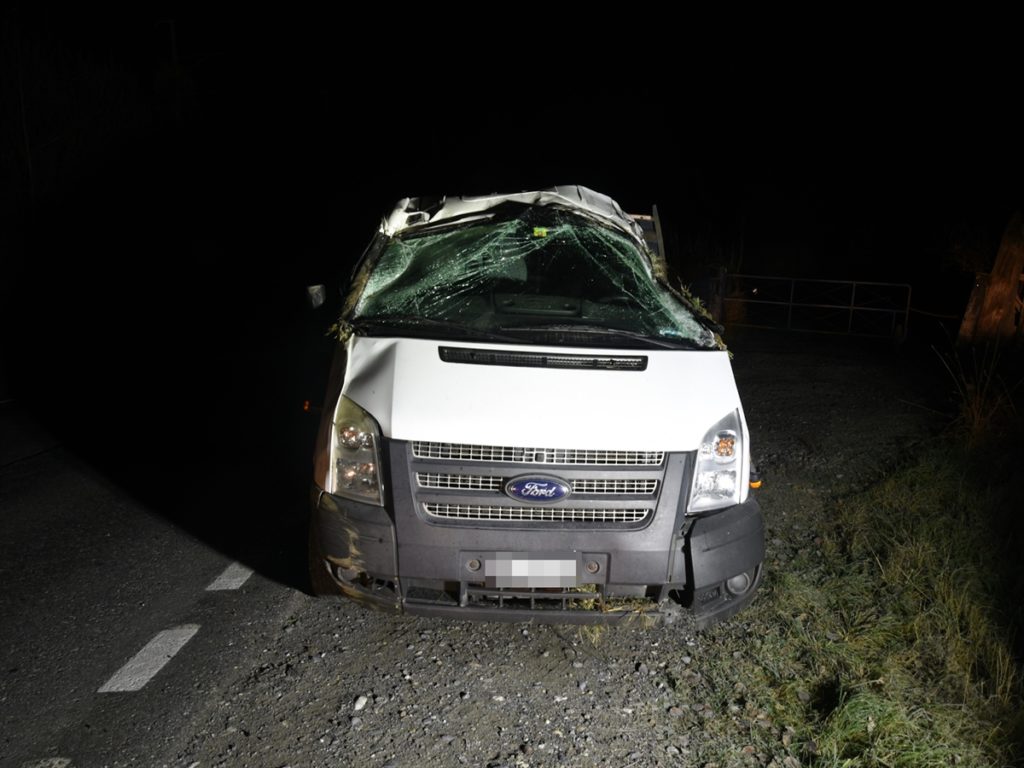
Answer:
381 186 645 243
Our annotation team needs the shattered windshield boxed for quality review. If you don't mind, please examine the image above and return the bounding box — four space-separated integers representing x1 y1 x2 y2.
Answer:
351 205 716 349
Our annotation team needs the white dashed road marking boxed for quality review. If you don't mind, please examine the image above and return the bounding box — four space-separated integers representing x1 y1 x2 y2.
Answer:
205 561 254 591
98 625 200 693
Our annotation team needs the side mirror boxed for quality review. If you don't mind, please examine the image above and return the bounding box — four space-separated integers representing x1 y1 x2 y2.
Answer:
306 284 326 310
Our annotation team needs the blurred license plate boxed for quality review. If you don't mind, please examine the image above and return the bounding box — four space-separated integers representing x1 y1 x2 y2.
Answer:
485 552 580 588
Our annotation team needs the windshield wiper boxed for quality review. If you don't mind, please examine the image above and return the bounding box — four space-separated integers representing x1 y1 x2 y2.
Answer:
498 323 708 350
351 315 522 343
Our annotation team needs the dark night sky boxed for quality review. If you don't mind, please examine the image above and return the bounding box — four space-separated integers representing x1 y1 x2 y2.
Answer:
6 18 1019 276
2 17 1020 466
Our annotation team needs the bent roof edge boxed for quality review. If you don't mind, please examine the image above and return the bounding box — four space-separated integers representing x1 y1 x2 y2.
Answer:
381 185 645 244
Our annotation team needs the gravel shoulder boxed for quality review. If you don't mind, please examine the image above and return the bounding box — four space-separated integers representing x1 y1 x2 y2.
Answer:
164 330 945 768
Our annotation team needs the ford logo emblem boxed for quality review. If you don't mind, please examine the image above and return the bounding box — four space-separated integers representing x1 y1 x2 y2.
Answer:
504 476 571 504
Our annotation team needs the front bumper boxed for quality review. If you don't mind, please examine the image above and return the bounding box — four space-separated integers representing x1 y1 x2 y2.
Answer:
310 481 764 626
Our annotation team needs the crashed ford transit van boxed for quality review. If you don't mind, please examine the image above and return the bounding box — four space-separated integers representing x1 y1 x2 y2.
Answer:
309 186 764 628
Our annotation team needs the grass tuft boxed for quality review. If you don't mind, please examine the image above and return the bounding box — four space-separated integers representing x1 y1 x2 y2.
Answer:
935 343 1019 450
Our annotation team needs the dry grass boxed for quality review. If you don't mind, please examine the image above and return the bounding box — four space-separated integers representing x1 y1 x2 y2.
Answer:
674 443 1024 767
935 344 1019 449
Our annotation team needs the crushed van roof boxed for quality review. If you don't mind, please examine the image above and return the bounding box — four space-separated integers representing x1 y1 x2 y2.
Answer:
380 185 646 246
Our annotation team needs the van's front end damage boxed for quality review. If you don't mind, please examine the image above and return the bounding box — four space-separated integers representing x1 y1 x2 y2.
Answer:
310 335 764 628
311 440 764 627
309 186 765 628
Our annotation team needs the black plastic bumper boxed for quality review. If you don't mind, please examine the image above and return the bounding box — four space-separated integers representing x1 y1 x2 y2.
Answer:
311 486 764 627
686 498 766 629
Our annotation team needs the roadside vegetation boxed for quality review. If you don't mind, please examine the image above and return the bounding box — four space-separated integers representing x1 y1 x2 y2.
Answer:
674 347 1023 767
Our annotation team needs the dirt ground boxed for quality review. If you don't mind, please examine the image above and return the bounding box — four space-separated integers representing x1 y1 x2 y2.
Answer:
165 329 945 768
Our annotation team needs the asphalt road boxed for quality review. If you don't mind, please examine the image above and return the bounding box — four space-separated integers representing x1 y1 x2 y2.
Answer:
0 401 313 768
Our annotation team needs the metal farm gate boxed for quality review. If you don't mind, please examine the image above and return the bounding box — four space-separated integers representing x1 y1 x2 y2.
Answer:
722 275 912 338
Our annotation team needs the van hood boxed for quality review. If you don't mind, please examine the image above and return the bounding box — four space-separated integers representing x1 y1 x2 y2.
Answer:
341 336 745 452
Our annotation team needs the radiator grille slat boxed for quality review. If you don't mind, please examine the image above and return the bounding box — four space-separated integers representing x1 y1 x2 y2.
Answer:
412 442 663 466
417 473 503 491
424 504 650 523
572 478 659 495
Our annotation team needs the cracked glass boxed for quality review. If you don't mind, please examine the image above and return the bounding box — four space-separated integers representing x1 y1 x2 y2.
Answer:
351 205 716 349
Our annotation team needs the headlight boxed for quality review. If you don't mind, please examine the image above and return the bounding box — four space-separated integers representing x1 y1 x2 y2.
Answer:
327 396 384 505
688 411 745 513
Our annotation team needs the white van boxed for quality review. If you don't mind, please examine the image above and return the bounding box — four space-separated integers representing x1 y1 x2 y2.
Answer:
309 186 763 628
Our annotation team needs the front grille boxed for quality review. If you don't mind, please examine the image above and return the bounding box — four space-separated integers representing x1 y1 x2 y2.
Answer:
407 440 668 530
417 473 658 495
412 442 664 466
424 504 651 524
